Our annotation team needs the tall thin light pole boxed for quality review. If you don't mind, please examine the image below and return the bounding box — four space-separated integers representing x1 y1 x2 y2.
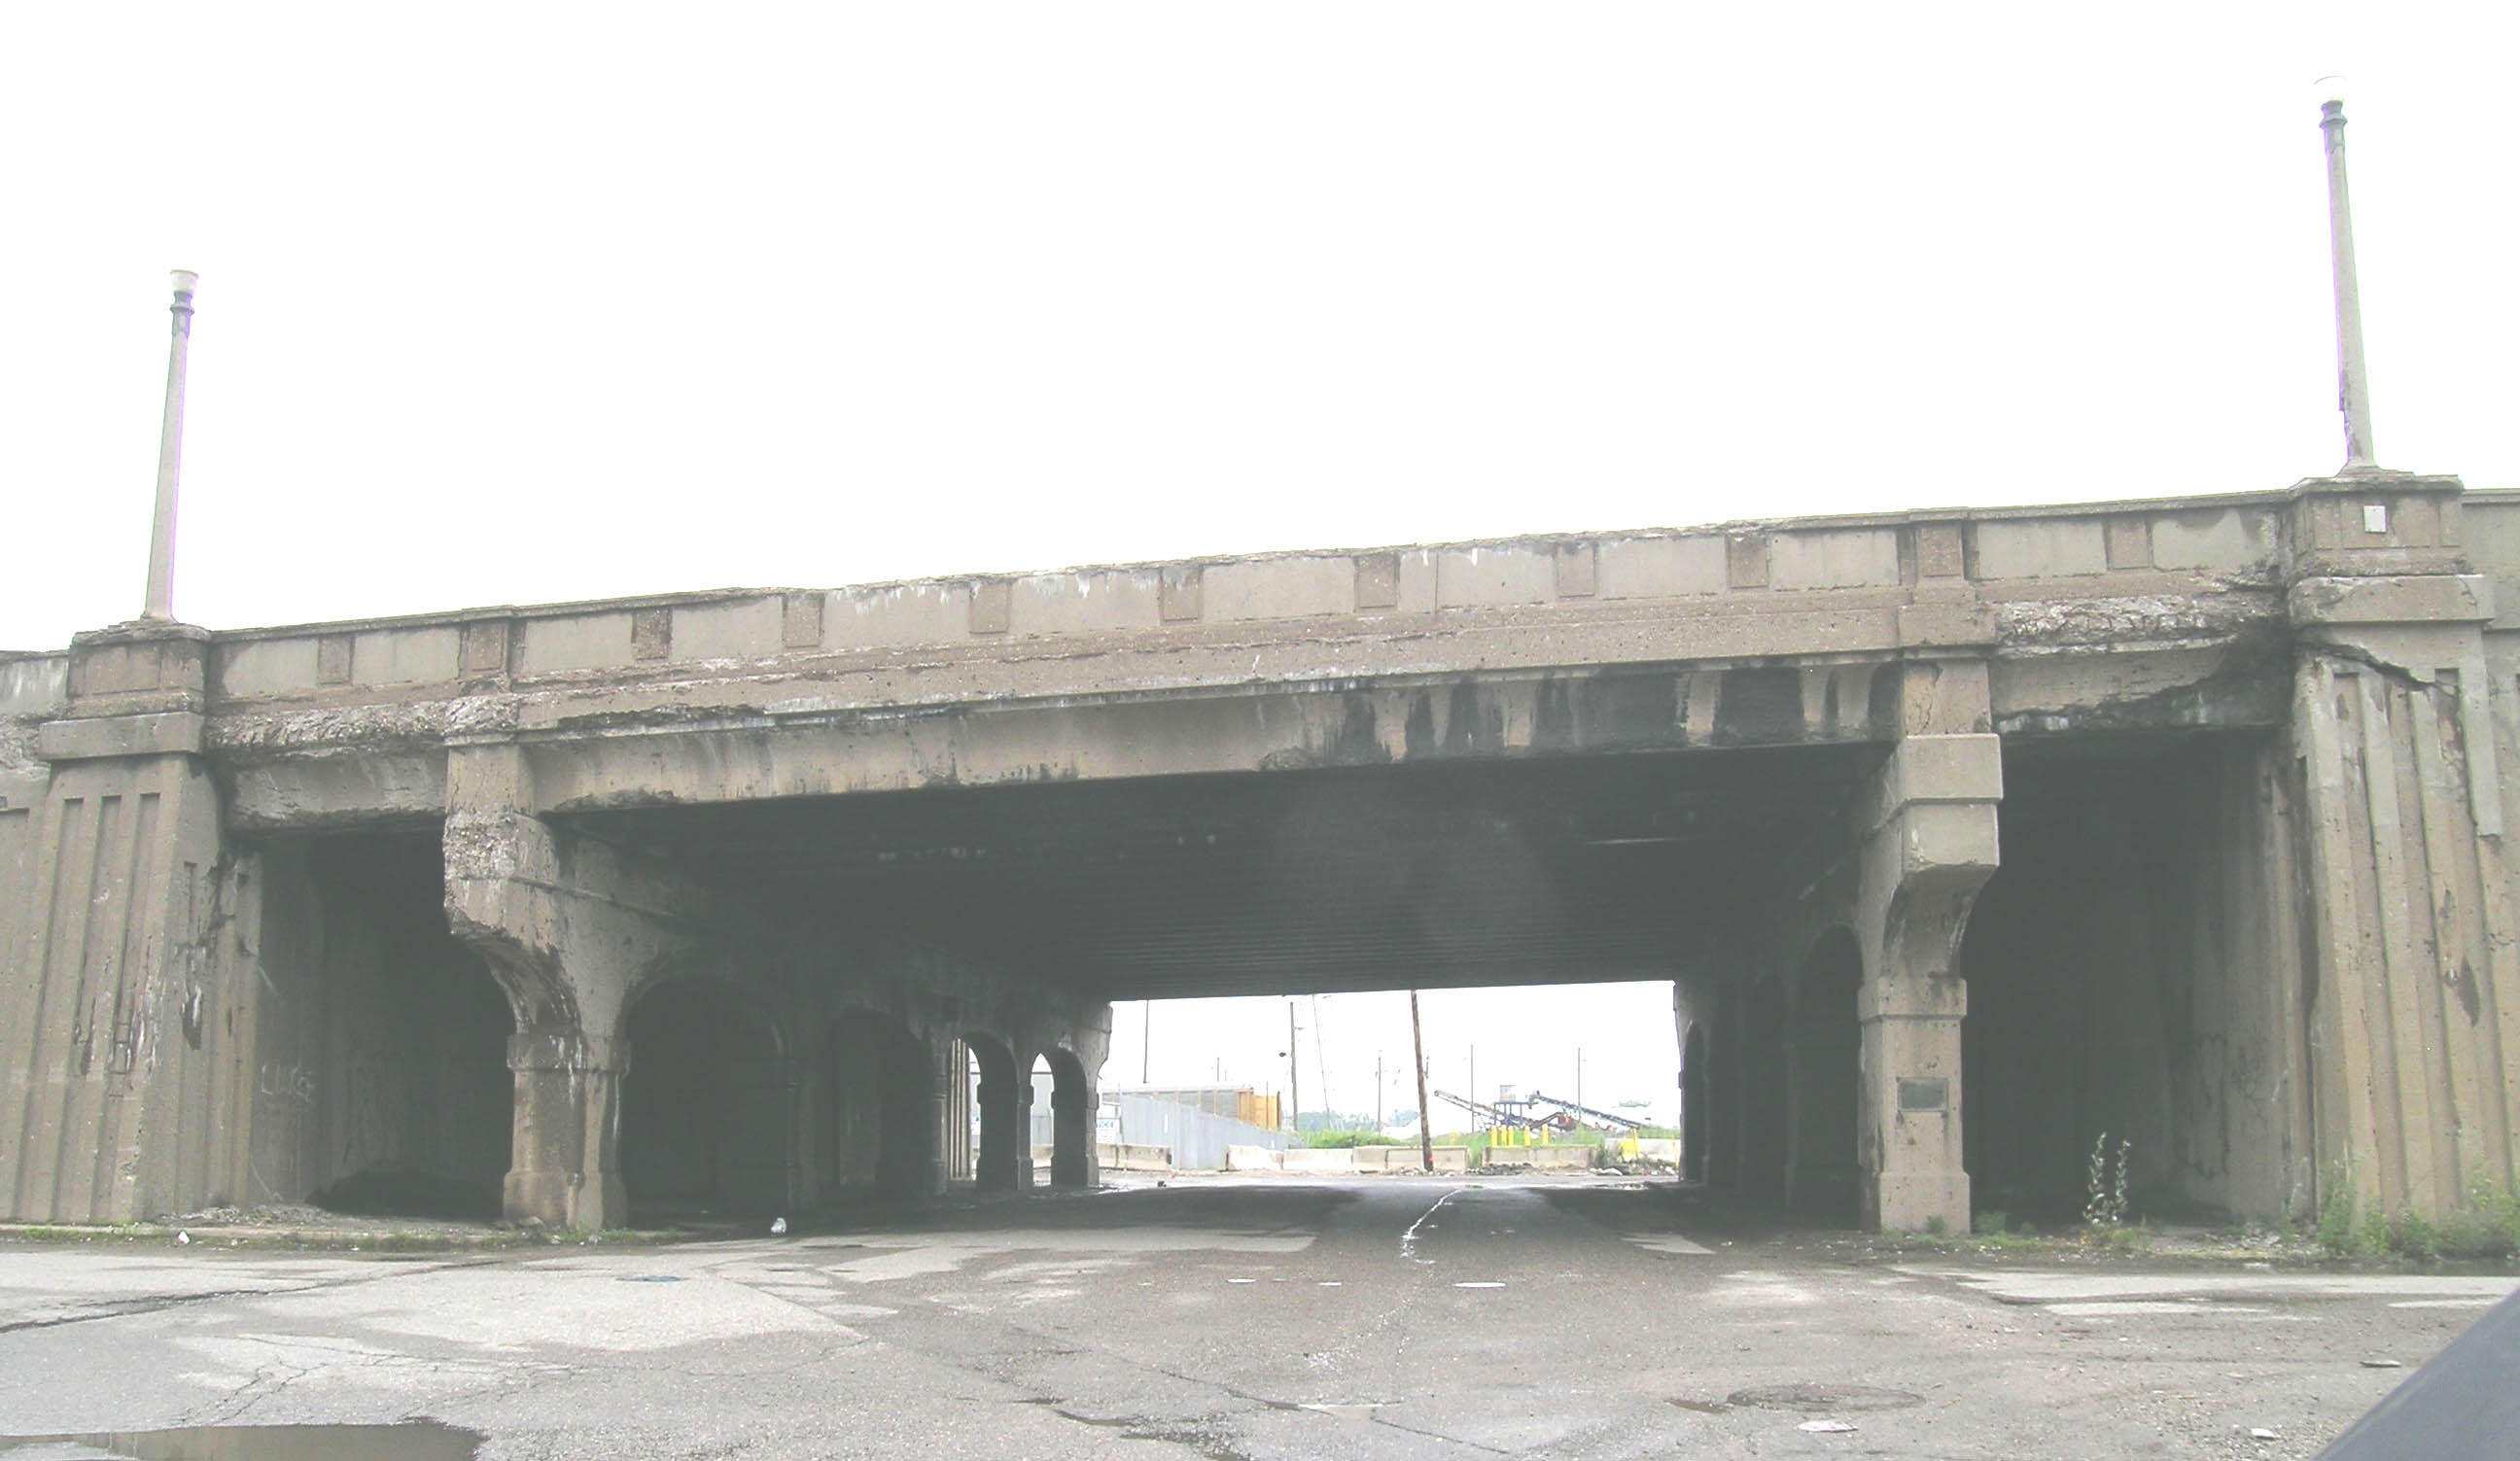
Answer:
1286 1002 1301 1136
2319 80 2378 471
1409 990 1433 1171
143 270 199 620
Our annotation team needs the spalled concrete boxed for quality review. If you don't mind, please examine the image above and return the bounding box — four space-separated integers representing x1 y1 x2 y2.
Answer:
6 475 2520 1239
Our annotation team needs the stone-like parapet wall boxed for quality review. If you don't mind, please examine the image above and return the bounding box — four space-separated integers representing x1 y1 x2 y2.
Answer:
179 491 2334 830
200 496 2286 706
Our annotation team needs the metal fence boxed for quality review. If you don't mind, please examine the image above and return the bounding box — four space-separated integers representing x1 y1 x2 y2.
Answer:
1102 1093 1295 1170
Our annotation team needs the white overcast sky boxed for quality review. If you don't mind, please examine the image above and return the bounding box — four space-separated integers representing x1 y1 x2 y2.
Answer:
5 3 2511 1115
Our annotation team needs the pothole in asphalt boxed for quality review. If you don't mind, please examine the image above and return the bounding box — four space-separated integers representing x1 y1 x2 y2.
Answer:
1723 1383 1924 1413
0 1421 482 1459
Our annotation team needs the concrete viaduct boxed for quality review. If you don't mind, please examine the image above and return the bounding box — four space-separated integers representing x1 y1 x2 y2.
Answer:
6 472 2519 1236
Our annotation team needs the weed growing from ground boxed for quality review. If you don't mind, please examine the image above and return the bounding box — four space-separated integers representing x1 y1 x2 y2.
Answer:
2082 1132 2131 1229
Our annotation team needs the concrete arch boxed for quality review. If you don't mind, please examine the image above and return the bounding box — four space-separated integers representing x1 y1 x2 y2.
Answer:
278 834 515 1222
823 1007 939 1201
618 977 791 1219
962 1030 1025 1193
1035 1045 1095 1190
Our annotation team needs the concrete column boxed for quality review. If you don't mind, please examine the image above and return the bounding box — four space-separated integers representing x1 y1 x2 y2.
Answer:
2 623 241 1225
927 1036 953 1200
1037 1044 1102 1191
443 746 703 1232
1011 1076 1039 1191
1852 664 2003 1233
976 1070 1020 1192
505 1026 626 1231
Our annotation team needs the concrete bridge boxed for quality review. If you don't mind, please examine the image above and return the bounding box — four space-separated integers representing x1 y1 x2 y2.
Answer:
6 471 2518 1235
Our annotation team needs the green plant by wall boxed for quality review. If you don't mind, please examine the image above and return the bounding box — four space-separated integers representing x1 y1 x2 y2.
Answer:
2317 1167 2520 1262
2082 1132 2130 1228
2316 1164 2362 1257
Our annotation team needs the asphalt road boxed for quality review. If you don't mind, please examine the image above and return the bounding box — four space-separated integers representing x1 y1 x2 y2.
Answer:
1 1177 2512 1459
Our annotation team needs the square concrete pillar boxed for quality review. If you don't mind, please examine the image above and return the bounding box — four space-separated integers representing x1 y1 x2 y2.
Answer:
507 1029 627 1232
1853 730 2002 1234
1012 1087 1038 1191
927 1039 955 1199
1857 978 1969 1232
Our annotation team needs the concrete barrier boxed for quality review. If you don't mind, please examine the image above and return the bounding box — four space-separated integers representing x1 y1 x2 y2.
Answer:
1226 1144 1469 1172
1482 1144 1592 1169
1033 1142 1172 1172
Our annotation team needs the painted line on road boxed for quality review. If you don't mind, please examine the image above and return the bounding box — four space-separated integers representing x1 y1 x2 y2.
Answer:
2043 1301 2272 1316
1624 1234 1714 1257
1400 1187 1474 1263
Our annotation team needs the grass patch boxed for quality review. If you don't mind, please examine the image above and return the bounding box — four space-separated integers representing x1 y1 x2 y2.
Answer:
2315 1167 2519 1261
367 1230 459 1253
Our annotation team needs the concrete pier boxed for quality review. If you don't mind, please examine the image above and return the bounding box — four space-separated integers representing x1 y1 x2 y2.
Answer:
7 475 2518 1235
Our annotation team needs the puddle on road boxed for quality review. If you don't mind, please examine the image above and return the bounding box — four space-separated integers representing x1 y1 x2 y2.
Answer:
0 1421 481 1460
1726 1383 1922 1413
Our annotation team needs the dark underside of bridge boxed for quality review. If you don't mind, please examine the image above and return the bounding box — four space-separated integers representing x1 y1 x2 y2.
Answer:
567 744 1887 999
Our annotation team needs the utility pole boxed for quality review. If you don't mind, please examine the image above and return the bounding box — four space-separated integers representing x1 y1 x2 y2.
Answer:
1286 1002 1301 1136
1576 1048 1584 1115
1468 1047 1477 1132
2318 77 2379 471
1410 990 1433 1172
1376 1051 1384 1130
143 270 199 621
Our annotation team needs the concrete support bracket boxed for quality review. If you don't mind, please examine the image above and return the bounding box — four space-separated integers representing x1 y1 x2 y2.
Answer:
1854 728 2000 1234
442 749 709 1231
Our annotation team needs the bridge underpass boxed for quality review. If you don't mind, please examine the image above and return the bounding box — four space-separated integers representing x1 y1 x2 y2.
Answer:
10 475 2512 1241
247 722 2281 1236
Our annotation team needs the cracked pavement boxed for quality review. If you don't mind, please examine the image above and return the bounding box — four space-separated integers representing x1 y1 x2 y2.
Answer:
1 1178 2513 1458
